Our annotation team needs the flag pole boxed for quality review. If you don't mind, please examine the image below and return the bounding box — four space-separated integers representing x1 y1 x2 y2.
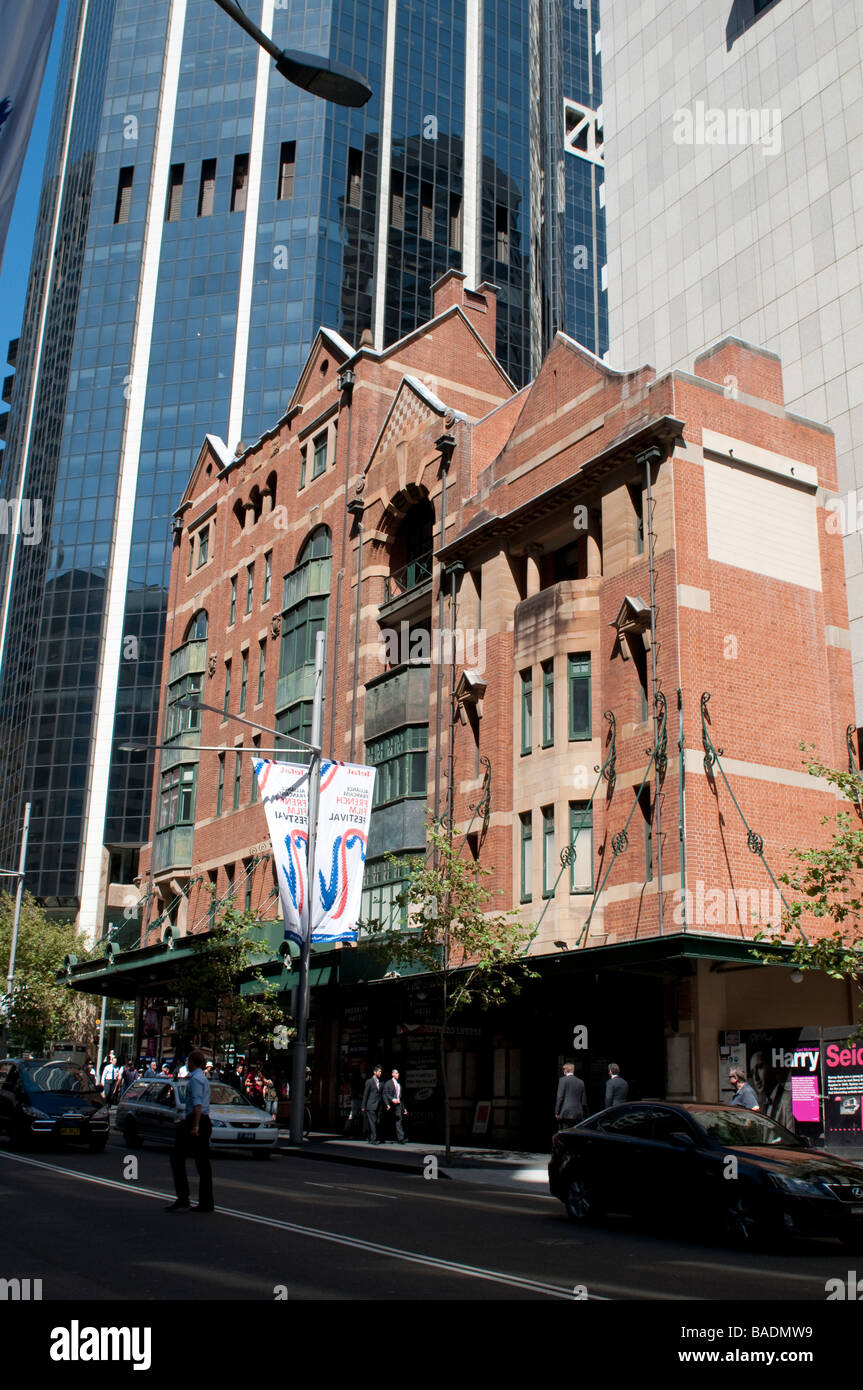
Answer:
289 630 325 1143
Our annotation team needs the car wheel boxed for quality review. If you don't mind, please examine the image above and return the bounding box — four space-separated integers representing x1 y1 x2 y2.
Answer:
88 1136 108 1153
721 1192 775 1250
122 1119 143 1149
563 1171 602 1225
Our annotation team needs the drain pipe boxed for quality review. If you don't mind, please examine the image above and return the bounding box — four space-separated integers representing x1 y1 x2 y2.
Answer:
432 435 455 847
638 445 664 935
329 368 356 752
347 493 364 762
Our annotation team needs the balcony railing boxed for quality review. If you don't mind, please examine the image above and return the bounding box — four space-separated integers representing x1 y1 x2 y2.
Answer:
384 550 433 602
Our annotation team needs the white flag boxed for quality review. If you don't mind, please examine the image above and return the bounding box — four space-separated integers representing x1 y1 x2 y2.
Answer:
0 0 58 273
254 759 375 946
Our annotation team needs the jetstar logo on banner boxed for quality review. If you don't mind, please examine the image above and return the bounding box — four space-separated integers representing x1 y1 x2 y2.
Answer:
254 759 375 945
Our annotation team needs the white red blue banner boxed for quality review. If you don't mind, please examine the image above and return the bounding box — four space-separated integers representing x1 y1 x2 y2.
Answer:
254 759 376 946
0 0 58 272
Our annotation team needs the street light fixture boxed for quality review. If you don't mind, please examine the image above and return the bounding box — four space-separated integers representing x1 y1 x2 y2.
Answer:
213 0 372 108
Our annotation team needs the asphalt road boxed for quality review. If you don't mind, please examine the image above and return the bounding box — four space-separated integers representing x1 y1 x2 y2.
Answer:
0 1132 857 1305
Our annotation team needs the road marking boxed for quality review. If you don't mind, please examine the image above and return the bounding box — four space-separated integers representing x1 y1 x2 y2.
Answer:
304 1181 398 1200
0 1151 603 1301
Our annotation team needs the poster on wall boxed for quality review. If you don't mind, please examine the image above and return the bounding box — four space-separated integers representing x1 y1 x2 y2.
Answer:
718 1028 823 1135
823 1034 863 1146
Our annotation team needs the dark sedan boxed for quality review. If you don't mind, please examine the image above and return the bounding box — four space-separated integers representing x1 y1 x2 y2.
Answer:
549 1101 863 1251
0 1058 110 1152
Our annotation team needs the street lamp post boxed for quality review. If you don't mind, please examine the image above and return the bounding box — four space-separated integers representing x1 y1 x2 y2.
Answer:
0 801 31 1054
212 0 372 107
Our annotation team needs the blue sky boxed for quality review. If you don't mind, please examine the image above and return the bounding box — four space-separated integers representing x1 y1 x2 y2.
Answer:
0 0 66 371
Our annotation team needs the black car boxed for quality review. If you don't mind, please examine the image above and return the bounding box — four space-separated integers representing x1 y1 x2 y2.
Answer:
549 1101 863 1251
0 1058 110 1152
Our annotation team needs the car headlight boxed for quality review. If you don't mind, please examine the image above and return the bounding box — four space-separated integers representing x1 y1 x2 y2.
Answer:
211 1119 227 1128
22 1105 50 1120
770 1173 832 1198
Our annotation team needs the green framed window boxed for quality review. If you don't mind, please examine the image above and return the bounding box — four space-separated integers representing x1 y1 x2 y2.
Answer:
158 765 196 830
229 575 236 625
196 525 209 567
244 861 253 911
568 654 591 740
223 660 231 715
360 855 411 932
239 650 248 712
568 801 594 893
257 640 266 704
165 672 202 740
279 528 332 685
299 445 307 490
519 812 532 903
542 805 555 898
251 737 260 803
520 669 532 755
640 788 653 882
277 703 313 766
216 754 224 816
365 725 428 806
263 551 272 603
233 751 242 810
541 659 554 747
246 563 254 614
312 430 327 478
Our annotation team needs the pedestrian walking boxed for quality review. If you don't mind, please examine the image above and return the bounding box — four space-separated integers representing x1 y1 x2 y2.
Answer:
120 1056 138 1096
383 1068 408 1143
728 1067 760 1110
555 1063 587 1128
605 1062 629 1108
244 1064 266 1108
361 1065 384 1144
165 1048 214 1213
100 1051 121 1106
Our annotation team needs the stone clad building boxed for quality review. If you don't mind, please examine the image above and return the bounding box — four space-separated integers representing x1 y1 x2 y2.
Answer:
70 270 856 1146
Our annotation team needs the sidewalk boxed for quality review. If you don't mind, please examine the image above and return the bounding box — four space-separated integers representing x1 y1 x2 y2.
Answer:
277 1133 552 1192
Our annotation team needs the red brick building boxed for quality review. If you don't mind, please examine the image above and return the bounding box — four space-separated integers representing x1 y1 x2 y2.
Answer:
83 270 857 1145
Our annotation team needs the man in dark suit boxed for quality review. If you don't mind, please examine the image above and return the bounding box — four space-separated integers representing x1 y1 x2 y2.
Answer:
555 1063 587 1128
383 1067 408 1143
605 1062 629 1108
361 1065 384 1144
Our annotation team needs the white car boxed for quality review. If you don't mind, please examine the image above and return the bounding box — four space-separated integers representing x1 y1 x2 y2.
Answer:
115 1077 278 1157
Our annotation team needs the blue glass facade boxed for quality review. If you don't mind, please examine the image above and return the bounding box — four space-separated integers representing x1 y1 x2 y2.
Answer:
0 0 606 912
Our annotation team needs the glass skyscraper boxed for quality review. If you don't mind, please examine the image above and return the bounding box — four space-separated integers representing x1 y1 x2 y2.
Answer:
0 0 605 935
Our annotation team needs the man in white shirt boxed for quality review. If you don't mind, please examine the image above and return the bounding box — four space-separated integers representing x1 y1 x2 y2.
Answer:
166 1049 214 1213
100 1052 121 1106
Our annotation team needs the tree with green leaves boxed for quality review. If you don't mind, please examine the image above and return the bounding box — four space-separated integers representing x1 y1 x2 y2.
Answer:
756 754 863 1028
0 892 99 1053
363 817 536 1161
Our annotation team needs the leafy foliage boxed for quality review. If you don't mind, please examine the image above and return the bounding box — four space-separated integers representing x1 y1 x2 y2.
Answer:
181 896 293 1052
0 892 99 1052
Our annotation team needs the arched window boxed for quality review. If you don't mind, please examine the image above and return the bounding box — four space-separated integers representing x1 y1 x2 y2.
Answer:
389 498 434 596
277 527 332 737
184 610 208 641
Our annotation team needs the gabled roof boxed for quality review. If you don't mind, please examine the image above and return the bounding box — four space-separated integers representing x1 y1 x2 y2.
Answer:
174 434 231 515
363 374 464 477
288 326 355 413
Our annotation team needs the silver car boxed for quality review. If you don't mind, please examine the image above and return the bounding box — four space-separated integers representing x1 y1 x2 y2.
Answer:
115 1076 278 1157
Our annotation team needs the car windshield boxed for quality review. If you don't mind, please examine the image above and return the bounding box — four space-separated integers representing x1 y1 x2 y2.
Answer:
209 1084 253 1106
22 1063 96 1094
689 1106 805 1149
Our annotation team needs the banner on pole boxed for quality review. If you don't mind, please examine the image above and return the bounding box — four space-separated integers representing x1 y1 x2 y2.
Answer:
0 0 58 272
254 759 376 946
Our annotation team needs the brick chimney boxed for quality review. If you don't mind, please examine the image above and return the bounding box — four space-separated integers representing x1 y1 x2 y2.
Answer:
692 337 784 406
431 269 498 353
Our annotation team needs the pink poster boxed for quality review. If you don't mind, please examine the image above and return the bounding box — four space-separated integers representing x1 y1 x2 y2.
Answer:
791 1074 820 1123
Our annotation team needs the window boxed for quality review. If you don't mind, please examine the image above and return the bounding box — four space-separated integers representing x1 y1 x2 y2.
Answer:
229 574 236 625
278 140 296 200
165 673 202 739
158 766 196 829
366 726 428 806
391 169 404 230
225 863 235 897
187 537 193 575
299 445 307 489
279 528 332 700
196 525 209 568
568 655 591 740
263 551 272 603
244 860 253 911
347 147 362 208
640 787 654 882
257 640 266 703
246 563 254 613
568 802 593 893
361 856 410 932
251 736 260 802
239 650 248 713
495 204 510 264
449 192 463 251
197 158 216 217
217 754 225 816
230 153 249 212
542 805 555 898
596 1108 653 1138
233 751 242 810
520 669 532 755
541 660 554 747
165 163 184 221
114 167 134 224
277 702 313 763
520 813 532 903
223 660 231 715
420 181 434 239
628 482 644 555
312 431 327 479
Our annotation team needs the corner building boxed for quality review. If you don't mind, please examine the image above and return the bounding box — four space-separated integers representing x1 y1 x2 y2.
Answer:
115 274 855 1147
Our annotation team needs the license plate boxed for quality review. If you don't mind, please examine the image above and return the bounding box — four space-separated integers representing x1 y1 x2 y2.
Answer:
60 1127 81 1137
850 1205 863 1215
